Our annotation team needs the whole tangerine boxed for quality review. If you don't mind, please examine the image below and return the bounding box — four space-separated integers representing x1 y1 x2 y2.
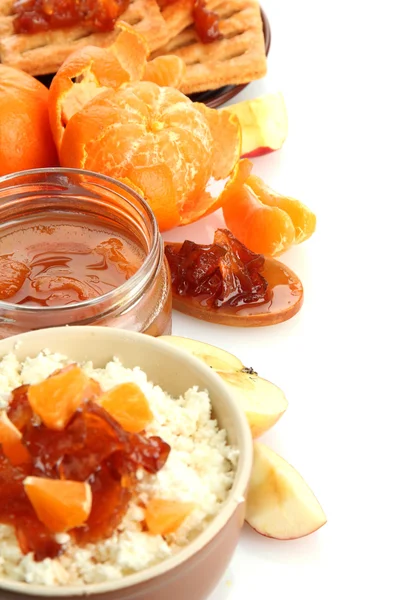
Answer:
0 65 58 177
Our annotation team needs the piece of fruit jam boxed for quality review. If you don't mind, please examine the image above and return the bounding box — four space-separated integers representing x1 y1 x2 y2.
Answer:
193 0 222 43
0 217 142 307
0 366 170 560
160 0 221 43
165 229 269 308
13 0 130 34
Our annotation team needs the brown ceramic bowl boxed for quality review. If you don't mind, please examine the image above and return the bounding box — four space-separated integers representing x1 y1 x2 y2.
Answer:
0 326 253 600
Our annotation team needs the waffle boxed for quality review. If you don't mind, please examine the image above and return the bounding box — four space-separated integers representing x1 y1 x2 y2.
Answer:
0 0 170 76
152 0 267 94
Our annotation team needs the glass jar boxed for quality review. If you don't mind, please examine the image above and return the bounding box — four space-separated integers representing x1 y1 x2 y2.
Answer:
0 169 172 339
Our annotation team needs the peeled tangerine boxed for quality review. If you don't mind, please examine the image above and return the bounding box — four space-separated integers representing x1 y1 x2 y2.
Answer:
23 477 92 533
49 22 242 232
160 337 287 439
225 93 288 158
221 160 317 256
246 443 326 540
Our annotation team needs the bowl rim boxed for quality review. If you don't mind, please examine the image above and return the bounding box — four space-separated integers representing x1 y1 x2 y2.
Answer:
0 326 253 597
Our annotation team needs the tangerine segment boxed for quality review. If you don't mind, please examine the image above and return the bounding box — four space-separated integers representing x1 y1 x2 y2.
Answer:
48 23 149 150
246 175 317 244
223 183 296 256
23 477 92 533
27 365 91 430
145 499 195 535
194 103 241 180
0 412 31 466
143 55 186 88
99 382 153 433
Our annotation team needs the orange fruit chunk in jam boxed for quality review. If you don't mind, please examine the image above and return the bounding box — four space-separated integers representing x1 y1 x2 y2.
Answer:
27 364 93 430
0 412 31 466
0 370 171 560
145 498 195 535
98 382 153 433
0 257 30 301
23 477 92 533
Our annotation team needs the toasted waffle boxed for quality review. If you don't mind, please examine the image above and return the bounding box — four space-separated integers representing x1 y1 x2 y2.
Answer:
0 0 170 76
152 0 267 94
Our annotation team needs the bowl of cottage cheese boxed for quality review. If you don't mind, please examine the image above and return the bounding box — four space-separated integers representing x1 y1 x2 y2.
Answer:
0 326 252 600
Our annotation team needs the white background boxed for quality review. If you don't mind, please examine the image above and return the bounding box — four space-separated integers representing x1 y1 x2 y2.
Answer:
163 0 400 598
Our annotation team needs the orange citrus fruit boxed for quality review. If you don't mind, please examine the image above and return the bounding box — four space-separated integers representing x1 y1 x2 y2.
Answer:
145 498 195 535
99 382 153 433
23 476 92 532
243 175 317 244
48 22 149 151
48 24 241 232
27 365 91 430
59 81 240 231
0 64 58 177
222 160 316 256
0 412 31 465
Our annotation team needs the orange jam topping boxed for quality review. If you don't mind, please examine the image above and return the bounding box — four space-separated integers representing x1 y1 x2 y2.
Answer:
0 219 142 306
0 366 170 561
160 0 221 43
165 229 269 308
12 0 130 34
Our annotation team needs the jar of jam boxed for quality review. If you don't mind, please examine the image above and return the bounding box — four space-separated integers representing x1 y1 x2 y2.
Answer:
0 169 172 338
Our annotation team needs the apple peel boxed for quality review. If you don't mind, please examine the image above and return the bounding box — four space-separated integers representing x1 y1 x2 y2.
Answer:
224 93 288 158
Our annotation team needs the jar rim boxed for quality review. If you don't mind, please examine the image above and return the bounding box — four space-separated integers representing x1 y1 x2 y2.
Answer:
0 167 162 314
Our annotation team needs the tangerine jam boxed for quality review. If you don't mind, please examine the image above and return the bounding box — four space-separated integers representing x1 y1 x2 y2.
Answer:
13 0 130 34
0 365 171 560
0 169 172 339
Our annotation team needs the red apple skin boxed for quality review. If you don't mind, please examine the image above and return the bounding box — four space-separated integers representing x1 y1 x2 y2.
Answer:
246 521 326 540
241 146 276 158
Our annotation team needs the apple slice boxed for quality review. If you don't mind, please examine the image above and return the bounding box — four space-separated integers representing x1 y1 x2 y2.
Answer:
246 443 327 539
225 93 288 158
160 336 287 438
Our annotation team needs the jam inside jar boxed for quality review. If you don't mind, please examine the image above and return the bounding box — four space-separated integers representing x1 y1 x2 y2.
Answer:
0 169 172 339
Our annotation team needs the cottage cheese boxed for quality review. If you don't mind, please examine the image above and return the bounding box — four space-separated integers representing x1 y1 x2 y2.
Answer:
0 351 238 586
